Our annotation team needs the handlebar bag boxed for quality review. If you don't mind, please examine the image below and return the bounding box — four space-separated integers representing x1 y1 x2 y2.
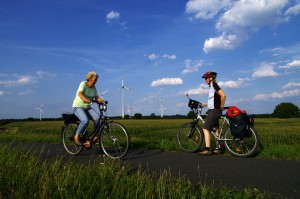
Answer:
188 100 199 109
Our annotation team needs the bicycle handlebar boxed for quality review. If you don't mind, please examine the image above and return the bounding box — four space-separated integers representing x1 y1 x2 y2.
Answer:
186 94 230 111
91 99 108 105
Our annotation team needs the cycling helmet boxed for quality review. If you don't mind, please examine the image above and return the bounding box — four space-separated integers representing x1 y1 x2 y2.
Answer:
202 71 217 79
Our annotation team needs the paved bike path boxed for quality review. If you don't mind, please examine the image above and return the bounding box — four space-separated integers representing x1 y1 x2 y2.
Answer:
3 142 300 199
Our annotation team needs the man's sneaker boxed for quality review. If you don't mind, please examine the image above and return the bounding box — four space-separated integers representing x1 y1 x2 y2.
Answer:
199 149 212 156
213 148 222 155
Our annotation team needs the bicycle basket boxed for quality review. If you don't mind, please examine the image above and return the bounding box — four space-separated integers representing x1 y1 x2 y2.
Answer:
188 99 199 109
62 113 79 124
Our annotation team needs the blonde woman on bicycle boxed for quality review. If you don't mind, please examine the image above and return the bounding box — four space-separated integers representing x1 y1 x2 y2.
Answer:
72 71 104 145
199 71 226 156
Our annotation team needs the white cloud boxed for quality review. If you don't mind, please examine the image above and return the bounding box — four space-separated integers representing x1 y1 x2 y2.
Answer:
163 54 176 60
106 11 120 23
178 83 208 95
148 53 159 60
219 78 250 88
19 90 34 96
182 59 203 74
0 75 37 87
151 78 183 87
285 3 300 15
147 53 177 61
186 0 232 20
278 60 300 69
252 62 279 78
282 82 300 89
0 91 4 96
186 0 299 53
216 0 289 31
203 33 239 53
253 89 300 100
179 77 250 96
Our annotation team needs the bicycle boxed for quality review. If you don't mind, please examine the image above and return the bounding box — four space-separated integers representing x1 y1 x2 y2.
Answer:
177 94 260 157
61 101 130 159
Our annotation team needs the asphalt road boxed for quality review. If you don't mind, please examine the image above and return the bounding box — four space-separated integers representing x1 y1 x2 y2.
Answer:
3 142 300 199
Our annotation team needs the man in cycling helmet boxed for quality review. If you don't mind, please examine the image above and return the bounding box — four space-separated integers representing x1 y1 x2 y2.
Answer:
199 71 226 155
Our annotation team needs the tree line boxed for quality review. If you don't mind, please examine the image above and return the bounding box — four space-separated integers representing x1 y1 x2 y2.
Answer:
0 102 299 123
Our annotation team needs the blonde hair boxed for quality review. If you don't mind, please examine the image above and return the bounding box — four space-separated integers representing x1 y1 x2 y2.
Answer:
86 71 98 82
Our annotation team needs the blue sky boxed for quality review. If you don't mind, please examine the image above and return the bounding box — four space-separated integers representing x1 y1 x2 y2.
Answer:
0 0 300 119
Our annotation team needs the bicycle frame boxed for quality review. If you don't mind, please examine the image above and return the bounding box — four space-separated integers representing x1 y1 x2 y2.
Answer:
85 102 109 143
190 102 233 144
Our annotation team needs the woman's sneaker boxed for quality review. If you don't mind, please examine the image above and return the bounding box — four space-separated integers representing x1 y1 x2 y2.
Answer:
199 149 212 156
213 148 222 155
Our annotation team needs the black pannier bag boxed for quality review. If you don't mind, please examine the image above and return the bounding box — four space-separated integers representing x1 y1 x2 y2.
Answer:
229 113 252 138
62 113 79 124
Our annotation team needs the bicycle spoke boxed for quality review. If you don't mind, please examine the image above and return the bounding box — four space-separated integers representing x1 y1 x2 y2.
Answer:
100 122 129 159
177 122 203 153
224 127 259 157
62 123 83 155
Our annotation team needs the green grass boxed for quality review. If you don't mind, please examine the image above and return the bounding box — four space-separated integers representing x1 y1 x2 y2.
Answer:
0 118 300 160
1 118 297 198
0 145 267 198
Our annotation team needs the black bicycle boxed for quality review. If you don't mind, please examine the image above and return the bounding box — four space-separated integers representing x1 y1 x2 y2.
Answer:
177 95 260 157
61 101 130 159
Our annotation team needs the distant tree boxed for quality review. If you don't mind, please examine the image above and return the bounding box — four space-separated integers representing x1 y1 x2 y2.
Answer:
273 102 300 118
134 113 142 119
150 113 156 118
124 114 130 119
187 111 196 119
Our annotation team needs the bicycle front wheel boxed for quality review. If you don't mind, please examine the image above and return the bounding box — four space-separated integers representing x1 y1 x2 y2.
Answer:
62 123 83 155
224 127 260 157
177 122 204 153
100 122 130 159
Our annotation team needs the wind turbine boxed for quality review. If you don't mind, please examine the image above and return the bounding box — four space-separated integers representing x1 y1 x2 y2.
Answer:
100 89 108 99
35 103 43 121
127 104 133 118
159 98 164 118
114 75 132 118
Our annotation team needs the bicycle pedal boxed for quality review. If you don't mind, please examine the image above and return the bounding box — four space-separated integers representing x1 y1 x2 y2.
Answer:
84 140 91 149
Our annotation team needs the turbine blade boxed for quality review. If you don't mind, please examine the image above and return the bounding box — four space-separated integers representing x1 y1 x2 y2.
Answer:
113 88 120 93
124 87 133 92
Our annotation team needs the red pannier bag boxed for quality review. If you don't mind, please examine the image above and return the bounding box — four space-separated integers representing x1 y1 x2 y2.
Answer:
227 106 245 118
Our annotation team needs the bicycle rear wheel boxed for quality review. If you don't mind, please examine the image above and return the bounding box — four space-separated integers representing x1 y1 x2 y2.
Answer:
100 122 130 159
177 122 203 153
62 123 83 155
224 127 260 157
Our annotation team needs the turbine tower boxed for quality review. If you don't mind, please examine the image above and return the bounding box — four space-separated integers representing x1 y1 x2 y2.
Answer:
114 75 132 118
35 103 43 121
159 99 164 118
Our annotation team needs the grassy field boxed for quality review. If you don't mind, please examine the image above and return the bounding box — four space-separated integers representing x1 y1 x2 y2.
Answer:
0 118 298 198
0 145 267 198
0 118 299 160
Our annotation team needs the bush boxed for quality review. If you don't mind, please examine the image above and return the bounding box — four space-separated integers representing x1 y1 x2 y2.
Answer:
273 102 300 118
134 113 142 119
187 111 196 119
